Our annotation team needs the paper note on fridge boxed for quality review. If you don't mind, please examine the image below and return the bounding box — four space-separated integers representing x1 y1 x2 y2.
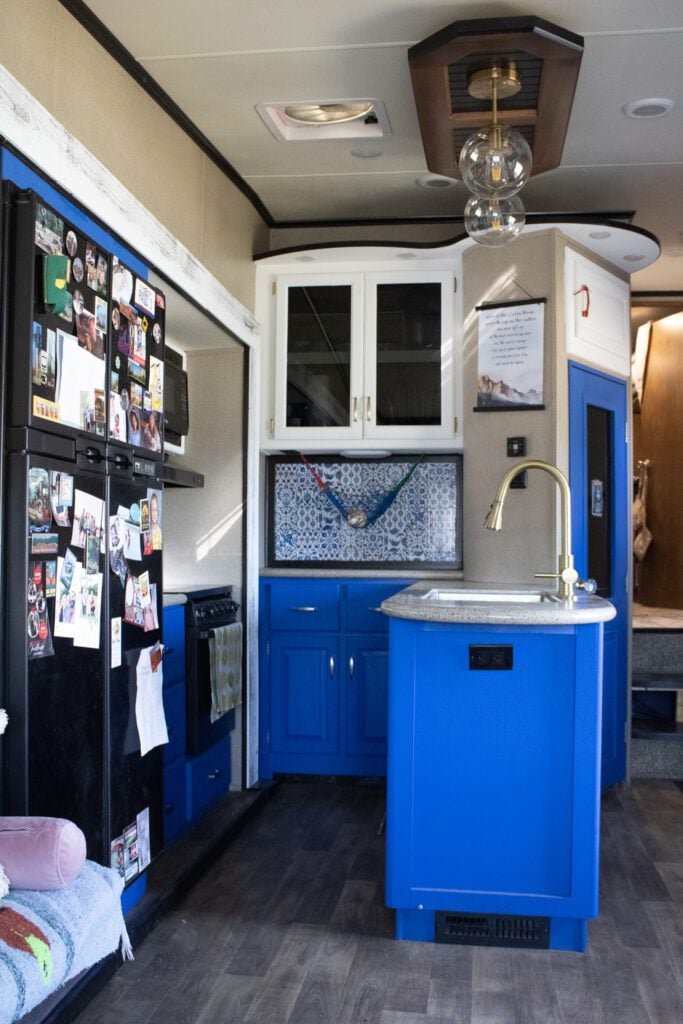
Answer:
135 644 168 756
56 329 105 429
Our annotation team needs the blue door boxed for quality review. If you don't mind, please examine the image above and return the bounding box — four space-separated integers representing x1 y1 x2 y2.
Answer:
569 362 629 788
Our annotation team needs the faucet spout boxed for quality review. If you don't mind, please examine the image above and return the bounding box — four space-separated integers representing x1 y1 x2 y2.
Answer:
483 459 578 600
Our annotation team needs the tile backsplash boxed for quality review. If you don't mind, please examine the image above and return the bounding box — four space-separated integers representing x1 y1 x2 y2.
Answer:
267 455 462 568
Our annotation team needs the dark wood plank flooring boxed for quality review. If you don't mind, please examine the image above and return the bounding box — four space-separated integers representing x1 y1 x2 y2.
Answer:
74 780 683 1024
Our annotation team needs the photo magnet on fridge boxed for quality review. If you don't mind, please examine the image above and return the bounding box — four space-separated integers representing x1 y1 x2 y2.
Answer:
35 203 64 256
45 561 57 598
28 467 52 532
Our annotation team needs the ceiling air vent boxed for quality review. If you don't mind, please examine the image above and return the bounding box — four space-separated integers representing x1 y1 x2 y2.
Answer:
256 99 391 142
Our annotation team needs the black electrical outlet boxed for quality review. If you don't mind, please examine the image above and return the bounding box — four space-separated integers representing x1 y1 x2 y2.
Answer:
510 470 527 489
469 645 513 670
507 436 527 457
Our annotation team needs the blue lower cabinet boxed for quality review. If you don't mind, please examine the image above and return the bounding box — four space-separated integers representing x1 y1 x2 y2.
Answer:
260 577 413 778
163 684 187 766
162 604 186 687
163 758 188 845
385 618 604 952
187 736 231 820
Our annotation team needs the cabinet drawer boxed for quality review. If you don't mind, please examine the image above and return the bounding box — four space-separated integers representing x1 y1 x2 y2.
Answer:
163 758 188 845
269 580 340 632
187 736 231 820
346 581 412 632
162 604 186 687
163 684 186 766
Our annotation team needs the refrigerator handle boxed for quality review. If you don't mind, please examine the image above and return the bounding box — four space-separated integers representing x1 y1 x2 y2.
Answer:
83 446 104 465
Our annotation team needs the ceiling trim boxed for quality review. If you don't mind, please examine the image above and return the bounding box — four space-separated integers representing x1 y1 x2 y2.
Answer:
58 0 275 227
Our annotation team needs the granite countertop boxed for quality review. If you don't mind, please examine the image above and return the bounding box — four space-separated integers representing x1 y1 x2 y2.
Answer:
381 579 617 626
260 567 463 580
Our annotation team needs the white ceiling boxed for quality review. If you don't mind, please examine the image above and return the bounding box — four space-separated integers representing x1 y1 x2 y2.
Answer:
82 1 683 292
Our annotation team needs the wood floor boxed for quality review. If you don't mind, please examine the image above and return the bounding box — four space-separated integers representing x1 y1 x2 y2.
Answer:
74 780 683 1024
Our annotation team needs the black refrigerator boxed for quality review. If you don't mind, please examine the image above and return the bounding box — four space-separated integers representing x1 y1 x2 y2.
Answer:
1 184 167 882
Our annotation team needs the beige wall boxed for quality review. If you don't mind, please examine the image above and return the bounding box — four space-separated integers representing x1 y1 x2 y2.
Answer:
1 0 266 312
163 348 245 600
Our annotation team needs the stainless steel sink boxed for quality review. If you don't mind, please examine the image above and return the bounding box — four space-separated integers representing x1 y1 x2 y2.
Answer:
423 588 560 604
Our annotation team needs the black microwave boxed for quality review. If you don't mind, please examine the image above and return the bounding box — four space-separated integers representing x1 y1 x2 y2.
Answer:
164 346 189 444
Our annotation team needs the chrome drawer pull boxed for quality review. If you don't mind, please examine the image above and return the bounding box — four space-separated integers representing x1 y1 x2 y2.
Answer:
349 656 354 678
329 656 335 679
208 769 222 780
291 606 318 612
370 607 383 613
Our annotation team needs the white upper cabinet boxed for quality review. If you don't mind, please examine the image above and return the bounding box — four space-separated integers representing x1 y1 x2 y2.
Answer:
564 249 631 377
260 265 460 451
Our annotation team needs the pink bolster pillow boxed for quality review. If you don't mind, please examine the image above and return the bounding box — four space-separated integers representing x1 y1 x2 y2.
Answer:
0 817 86 890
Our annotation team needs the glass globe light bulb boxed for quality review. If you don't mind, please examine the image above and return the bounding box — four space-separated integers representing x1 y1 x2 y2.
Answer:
459 124 532 197
463 195 525 247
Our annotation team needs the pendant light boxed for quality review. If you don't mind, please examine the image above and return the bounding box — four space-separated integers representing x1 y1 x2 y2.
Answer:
459 65 532 246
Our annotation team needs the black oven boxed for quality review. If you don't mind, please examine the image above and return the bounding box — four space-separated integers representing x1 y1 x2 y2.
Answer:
184 586 239 755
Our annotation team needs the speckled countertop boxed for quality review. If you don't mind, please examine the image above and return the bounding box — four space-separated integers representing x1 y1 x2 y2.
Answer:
259 567 463 579
381 580 616 625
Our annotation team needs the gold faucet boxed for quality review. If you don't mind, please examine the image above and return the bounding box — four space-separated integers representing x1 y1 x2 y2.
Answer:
483 459 586 601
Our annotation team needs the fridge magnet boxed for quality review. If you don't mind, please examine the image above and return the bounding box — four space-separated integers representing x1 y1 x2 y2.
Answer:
143 390 152 413
110 835 124 877
58 289 74 324
148 489 162 551
128 408 142 446
156 291 165 311
111 616 122 669
109 516 128 586
65 230 78 258
149 357 163 412
131 382 143 408
35 203 64 256
109 391 127 442
94 389 106 424
95 295 107 334
28 467 52 532
134 278 156 317
59 471 74 507
129 502 140 525
112 257 134 305
132 323 146 367
141 410 161 452
128 358 146 384
85 242 97 287
73 571 103 649
138 569 151 607
136 808 151 872
72 290 85 316
86 533 100 574
117 504 131 521
139 498 150 533
32 396 60 422
76 308 103 358
119 388 130 412
45 561 57 598
111 370 119 394
42 254 71 314
143 532 153 557
123 521 142 562
474 299 546 411
50 471 72 527
144 585 159 632
96 254 108 298
71 488 104 550
72 256 84 283
111 307 120 331
117 318 132 357
123 822 139 882
32 324 57 390
152 323 162 345
124 574 144 628
135 644 168 756
31 533 59 556
27 567 54 660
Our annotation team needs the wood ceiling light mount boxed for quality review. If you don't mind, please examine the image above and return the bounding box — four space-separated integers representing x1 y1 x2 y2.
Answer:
408 16 584 181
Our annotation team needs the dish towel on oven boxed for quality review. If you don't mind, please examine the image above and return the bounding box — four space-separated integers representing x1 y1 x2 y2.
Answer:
209 622 242 721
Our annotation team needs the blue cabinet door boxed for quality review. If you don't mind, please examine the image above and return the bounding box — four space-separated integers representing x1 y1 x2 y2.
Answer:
270 635 341 761
345 635 389 761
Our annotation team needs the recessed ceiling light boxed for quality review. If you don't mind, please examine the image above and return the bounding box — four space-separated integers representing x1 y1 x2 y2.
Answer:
284 102 373 125
416 174 456 189
589 230 612 240
350 146 383 158
623 254 645 262
622 98 674 119
295 254 316 262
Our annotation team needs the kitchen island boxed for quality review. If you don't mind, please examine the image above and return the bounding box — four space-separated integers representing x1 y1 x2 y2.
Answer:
381 581 615 952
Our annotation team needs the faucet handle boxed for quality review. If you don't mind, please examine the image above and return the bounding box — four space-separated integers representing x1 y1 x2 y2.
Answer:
535 567 579 586
576 577 598 594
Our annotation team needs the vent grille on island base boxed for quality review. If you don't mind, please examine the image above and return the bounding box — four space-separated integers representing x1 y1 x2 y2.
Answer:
435 912 550 948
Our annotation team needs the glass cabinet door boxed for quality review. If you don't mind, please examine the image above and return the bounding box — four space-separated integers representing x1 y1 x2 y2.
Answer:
364 272 454 440
274 274 363 439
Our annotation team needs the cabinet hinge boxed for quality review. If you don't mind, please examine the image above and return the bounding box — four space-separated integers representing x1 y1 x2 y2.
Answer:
268 417 274 435
454 416 458 434
271 281 276 296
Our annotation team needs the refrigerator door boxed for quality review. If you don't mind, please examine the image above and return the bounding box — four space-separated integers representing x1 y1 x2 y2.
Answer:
107 473 164 876
108 257 165 460
3 450 108 862
4 186 109 444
